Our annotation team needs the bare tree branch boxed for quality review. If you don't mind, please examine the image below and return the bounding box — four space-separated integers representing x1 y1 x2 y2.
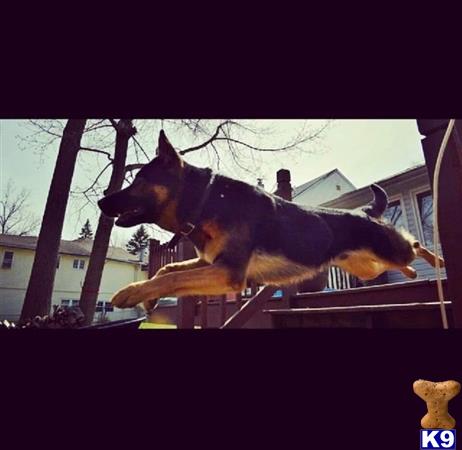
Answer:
71 162 113 195
131 135 150 161
179 120 232 155
125 163 145 172
177 120 331 161
0 179 40 235
84 120 114 133
215 137 298 152
28 119 64 138
210 141 221 171
80 147 114 161
109 119 119 130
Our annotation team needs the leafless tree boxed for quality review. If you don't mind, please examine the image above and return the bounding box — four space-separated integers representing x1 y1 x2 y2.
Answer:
20 120 87 323
79 119 136 325
0 179 40 235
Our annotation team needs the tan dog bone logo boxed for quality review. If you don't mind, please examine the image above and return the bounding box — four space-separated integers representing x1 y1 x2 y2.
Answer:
413 379 460 429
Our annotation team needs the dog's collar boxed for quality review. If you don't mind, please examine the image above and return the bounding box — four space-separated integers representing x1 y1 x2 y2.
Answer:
167 171 216 249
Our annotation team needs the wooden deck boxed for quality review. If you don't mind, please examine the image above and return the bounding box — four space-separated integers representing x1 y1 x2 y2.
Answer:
265 301 453 328
264 279 452 328
268 301 452 315
290 279 449 309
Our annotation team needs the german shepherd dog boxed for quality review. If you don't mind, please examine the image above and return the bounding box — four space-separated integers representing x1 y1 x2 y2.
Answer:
98 130 444 310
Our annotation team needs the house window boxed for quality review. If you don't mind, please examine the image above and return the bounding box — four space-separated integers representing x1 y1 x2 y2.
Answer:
61 299 80 307
416 190 434 247
73 259 85 269
2 251 14 269
383 199 406 230
336 184 341 191
96 301 114 313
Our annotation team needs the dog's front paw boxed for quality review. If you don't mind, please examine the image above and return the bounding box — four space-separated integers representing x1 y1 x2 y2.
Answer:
111 281 150 309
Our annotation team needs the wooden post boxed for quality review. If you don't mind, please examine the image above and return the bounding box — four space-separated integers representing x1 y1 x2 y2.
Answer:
219 295 227 326
235 292 242 310
250 281 258 297
200 297 208 329
283 285 297 309
221 286 277 329
177 238 200 328
148 239 160 278
179 238 196 261
417 119 462 328
177 296 198 329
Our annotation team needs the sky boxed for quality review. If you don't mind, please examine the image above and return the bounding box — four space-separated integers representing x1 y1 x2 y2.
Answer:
0 119 426 246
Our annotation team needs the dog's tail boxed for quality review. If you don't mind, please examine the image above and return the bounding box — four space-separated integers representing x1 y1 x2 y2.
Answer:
362 184 388 218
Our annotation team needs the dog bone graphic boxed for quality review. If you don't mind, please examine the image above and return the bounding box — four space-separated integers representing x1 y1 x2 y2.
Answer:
413 379 460 429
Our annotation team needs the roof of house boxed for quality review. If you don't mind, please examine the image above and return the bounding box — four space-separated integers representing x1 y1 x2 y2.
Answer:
0 235 146 265
320 163 428 208
292 168 356 199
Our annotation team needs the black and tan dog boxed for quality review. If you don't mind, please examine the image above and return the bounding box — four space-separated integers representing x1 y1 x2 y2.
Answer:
98 130 444 310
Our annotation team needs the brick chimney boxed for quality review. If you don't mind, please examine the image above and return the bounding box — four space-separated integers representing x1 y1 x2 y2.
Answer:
274 169 292 201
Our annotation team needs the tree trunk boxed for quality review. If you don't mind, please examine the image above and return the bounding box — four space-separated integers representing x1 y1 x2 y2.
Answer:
20 119 87 323
79 119 136 325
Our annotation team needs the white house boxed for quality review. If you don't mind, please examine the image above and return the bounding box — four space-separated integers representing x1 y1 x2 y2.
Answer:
292 169 356 206
0 235 148 323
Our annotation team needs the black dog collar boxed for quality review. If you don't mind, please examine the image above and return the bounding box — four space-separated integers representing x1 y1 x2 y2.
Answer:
167 172 216 249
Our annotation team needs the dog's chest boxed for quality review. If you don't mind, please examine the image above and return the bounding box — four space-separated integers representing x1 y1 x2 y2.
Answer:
194 221 228 264
246 250 321 284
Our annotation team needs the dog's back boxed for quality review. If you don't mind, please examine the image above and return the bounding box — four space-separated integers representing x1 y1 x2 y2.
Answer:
201 176 413 269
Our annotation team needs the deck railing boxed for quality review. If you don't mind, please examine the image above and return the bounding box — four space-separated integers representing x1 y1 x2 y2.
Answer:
327 266 358 290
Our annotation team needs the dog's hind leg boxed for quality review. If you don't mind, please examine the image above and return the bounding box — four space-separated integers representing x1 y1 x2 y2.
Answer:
413 241 445 268
399 265 417 279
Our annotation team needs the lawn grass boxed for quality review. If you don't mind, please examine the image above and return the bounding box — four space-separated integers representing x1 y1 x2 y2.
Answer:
139 322 177 329
138 322 201 329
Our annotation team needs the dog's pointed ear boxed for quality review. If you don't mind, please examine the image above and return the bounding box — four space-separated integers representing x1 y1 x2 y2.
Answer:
157 130 181 166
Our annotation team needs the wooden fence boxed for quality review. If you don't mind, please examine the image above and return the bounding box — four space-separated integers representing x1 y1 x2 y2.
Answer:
148 239 182 278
